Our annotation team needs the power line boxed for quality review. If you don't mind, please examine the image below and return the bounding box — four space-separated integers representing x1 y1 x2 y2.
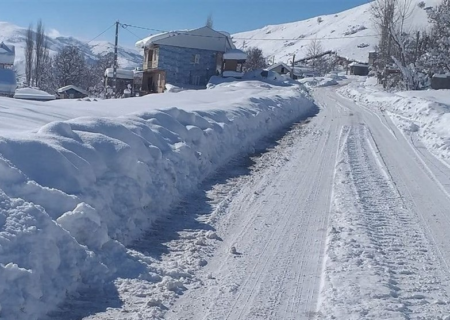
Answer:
86 22 117 44
232 34 380 41
121 22 380 42
120 23 142 40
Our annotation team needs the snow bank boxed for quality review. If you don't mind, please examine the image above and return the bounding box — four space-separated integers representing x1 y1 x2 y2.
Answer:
339 82 450 165
0 81 315 319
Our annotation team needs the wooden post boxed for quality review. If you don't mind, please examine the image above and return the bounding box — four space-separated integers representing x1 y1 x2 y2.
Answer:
113 20 119 97
291 54 295 79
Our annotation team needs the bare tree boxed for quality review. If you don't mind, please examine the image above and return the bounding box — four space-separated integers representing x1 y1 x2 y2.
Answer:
39 48 57 93
25 24 34 86
54 46 87 88
244 47 267 71
307 38 324 74
206 14 214 29
371 0 418 89
34 19 46 88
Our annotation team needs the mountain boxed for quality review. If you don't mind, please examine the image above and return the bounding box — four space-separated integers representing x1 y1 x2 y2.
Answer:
232 0 441 64
0 21 143 78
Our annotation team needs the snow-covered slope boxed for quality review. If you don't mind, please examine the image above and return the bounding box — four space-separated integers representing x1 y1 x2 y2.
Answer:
0 21 142 78
232 0 441 64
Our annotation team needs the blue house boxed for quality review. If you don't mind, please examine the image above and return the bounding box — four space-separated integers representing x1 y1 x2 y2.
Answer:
0 42 16 97
135 26 245 93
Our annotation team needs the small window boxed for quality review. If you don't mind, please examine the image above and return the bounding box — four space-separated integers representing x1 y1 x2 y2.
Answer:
192 54 200 64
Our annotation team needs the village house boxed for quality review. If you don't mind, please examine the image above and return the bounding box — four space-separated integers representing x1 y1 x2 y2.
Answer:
57 85 89 99
266 62 318 79
135 26 246 93
104 68 135 97
349 62 369 76
431 74 450 90
266 62 292 77
0 42 16 97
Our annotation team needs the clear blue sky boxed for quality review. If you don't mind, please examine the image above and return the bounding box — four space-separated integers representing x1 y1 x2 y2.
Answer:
1 0 371 48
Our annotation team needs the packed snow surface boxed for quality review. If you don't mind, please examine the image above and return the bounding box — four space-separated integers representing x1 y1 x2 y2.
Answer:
0 79 316 319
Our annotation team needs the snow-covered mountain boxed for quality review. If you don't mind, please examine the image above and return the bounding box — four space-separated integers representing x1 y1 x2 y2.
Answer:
0 21 143 78
232 0 441 64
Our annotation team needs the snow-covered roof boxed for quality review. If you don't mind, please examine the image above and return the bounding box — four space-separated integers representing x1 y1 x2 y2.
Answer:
136 26 235 53
349 62 369 68
266 63 307 76
0 42 15 65
267 62 292 72
14 88 56 101
57 85 89 95
223 49 247 61
104 68 135 80
432 73 450 79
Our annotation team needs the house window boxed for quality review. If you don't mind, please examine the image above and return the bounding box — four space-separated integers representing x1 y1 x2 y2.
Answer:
192 54 200 64
191 75 201 85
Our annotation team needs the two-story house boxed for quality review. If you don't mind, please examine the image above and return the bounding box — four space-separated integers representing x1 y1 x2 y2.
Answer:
135 26 246 93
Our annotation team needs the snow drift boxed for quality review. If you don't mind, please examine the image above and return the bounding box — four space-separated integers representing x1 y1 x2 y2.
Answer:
339 80 450 166
0 80 316 319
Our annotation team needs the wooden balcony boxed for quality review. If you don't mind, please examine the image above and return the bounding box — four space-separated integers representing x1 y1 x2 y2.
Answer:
143 60 158 71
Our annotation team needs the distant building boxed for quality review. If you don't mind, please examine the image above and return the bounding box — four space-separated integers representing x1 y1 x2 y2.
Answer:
135 26 244 93
266 62 316 79
431 74 450 90
104 68 135 97
266 62 292 76
57 85 88 99
349 62 369 76
0 42 16 97
222 49 247 78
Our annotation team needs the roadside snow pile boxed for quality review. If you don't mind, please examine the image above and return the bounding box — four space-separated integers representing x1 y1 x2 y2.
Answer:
0 80 315 319
299 76 340 89
14 87 56 101
339 81 450 165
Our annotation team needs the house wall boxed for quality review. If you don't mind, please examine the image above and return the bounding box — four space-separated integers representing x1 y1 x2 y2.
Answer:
350 66 369 76
157 45 218 87
431 76 450 90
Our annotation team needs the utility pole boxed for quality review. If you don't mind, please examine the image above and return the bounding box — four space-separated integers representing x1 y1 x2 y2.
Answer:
291 54 296 79
113 20 119 97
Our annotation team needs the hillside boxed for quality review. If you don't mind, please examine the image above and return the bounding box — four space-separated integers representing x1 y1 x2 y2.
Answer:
0 21 142 78
232 0 441 64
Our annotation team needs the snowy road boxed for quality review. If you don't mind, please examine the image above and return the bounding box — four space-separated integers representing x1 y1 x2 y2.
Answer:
162 86 450 319
164 93 340 320
53 84 450 320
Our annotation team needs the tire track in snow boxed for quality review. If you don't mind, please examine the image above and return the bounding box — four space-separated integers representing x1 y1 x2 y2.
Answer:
319 124 450 319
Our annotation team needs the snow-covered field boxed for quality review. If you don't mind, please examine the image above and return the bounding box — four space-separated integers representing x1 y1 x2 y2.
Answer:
232 0 439 63
0 79 316 319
